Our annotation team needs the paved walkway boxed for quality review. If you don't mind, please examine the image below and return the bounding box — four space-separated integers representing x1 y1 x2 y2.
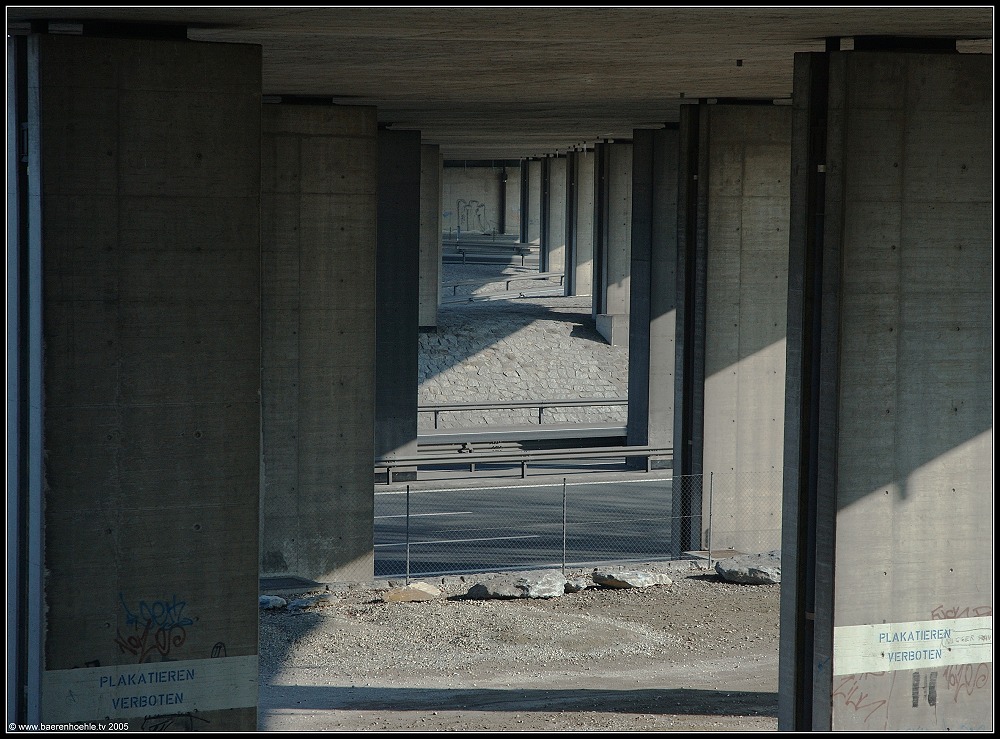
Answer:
419 263 629 430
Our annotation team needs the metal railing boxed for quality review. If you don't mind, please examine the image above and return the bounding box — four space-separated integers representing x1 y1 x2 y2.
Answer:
419 397 628 428
375 444 671 484
441 271 565 297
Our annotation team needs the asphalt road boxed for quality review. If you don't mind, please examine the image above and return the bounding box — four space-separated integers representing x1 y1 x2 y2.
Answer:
374 474 677 578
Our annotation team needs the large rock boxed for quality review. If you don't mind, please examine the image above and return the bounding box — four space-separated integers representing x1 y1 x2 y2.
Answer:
714 550 781 584
592 570 673 589
287 593 334 611
259 595 287 610
466 570 568 599
383 581 442 602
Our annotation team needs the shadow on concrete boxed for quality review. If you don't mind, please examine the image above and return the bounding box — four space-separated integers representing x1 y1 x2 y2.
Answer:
260 684 778 718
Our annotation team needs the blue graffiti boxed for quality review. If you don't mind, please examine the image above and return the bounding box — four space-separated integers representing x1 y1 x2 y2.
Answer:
119 594 194 631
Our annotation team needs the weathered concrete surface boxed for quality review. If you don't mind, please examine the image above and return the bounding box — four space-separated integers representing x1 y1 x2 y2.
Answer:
375 129 421 465
261 103 378 583
627 127 679 460
37 34 261 729
525 158 542 245
701 104 791 555
544 155 568 275
796 51 992 733
595 141 633 343
567 149 596 297
419 144 443 329
442 163 505 238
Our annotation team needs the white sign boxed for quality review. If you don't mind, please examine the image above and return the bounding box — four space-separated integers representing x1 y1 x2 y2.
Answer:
42 655 258 723
833 616 992 676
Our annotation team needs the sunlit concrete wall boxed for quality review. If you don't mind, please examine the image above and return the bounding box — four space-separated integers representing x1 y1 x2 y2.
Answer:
419 144 442 330
701 105 791 554
782 50 993 733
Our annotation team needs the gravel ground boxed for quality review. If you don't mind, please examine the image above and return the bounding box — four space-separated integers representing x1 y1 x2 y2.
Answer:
258 561 780 732
258 264 779 732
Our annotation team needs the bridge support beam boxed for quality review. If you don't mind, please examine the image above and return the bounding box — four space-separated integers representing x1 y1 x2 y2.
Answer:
780 47 993 733
627 126 679 470
566 149 596 297
261 103 378 584
593 140 633 346
375 129 422 480
673 101 792 557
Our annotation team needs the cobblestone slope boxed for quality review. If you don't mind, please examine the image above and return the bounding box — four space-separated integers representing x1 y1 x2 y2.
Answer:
419 264 629 429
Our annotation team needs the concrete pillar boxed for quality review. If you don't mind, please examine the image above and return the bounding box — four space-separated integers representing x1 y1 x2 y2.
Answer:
594 141 633 345
27 34 261 729
375 129 421 474
525 158 542 245
260 104 378 584
418 144 442 331
543 155 568 276
673 102 792 556
503 164 521 237
566 149 596 297
780 49 993 733
627 127 679 467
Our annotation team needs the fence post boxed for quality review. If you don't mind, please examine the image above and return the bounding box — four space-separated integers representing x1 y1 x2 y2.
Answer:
707 472 714 572
562 478 567 575
405 484 411 585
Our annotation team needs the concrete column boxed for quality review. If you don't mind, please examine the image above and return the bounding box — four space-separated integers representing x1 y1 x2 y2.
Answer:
261 104 378 584
672 102 792 556
503 163 521 237
525 158 542 245
627 127 679 467
780 49 993 733
31 34 261 729
375 129 421 474
703 104 791 552
594 141 633 345
672 104 709 555
544 155 568 277
566 149 596 297
418 144 442 331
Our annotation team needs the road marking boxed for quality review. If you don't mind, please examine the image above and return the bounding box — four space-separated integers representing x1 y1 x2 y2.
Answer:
374 511 473 519
375 534 541 548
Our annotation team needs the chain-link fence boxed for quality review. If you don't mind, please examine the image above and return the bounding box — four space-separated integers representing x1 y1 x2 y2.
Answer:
374 469 782 580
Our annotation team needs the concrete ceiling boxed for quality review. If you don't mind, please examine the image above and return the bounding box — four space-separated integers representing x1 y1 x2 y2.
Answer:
6 6 993 160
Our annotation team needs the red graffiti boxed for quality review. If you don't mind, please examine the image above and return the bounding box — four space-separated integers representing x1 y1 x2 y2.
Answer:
832 672 889 727
942 663 991 703
930 604 992 620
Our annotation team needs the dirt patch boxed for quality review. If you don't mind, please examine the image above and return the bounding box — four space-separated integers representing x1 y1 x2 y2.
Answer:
258 562 780 731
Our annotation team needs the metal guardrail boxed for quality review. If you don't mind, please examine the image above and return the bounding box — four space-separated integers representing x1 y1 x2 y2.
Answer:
375 444 672 484
441 271 565 297
419 398 628 428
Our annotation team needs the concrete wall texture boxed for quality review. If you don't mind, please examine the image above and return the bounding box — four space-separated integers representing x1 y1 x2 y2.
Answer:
419 144 443 329
627 127 679 456
595 141 634 345
35 35 261 729
821 52 992 732
544 156 568 276
504 164 522 237
701 105 791 553
441 165 508 237
260 104 378 585
375 129 422 465
525 158 542 244
568 149 596 297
